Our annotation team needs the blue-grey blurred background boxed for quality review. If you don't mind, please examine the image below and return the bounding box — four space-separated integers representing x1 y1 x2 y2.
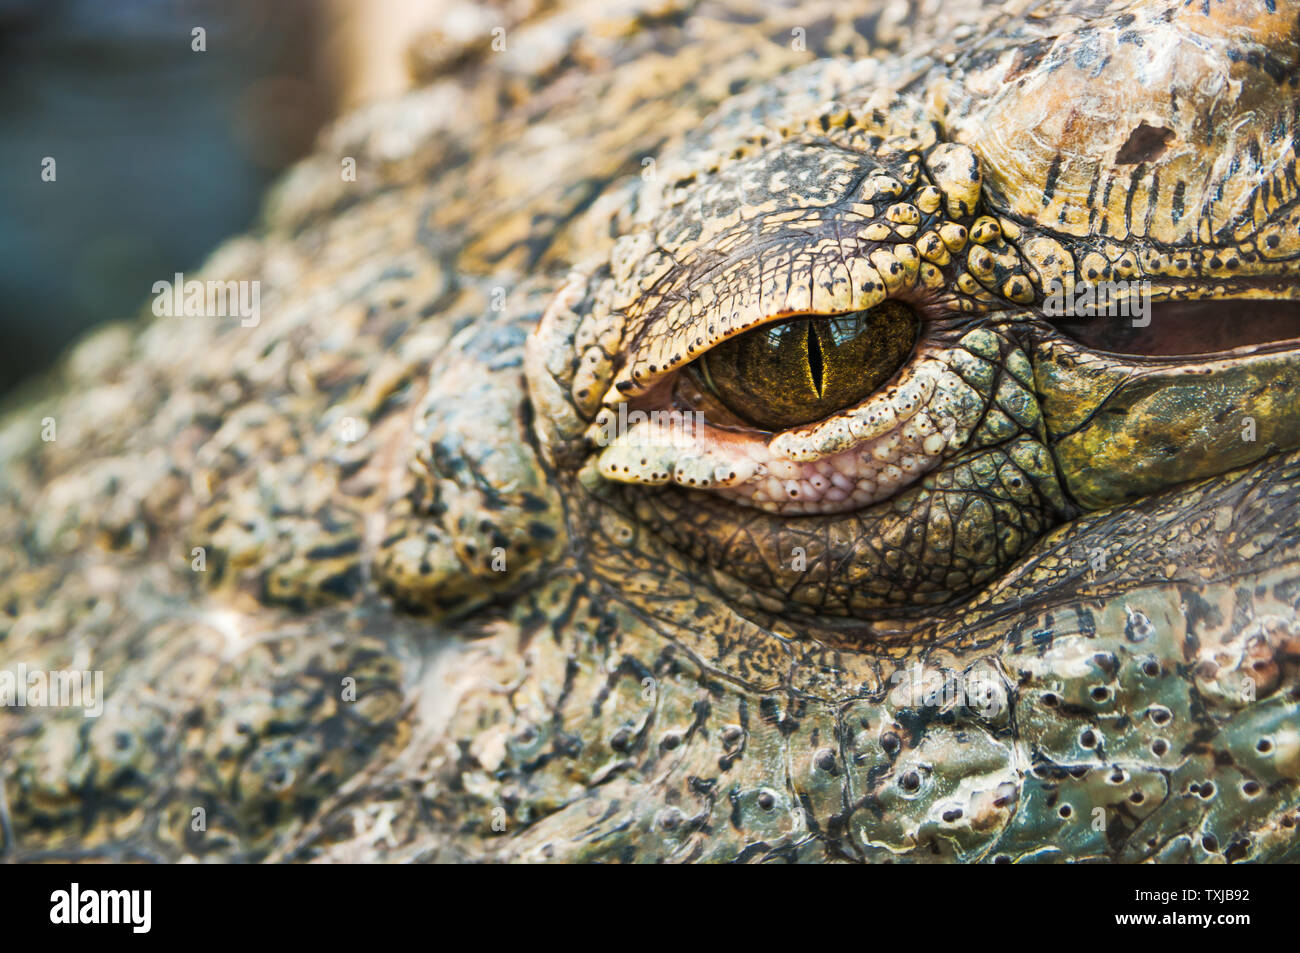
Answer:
0 0 340 396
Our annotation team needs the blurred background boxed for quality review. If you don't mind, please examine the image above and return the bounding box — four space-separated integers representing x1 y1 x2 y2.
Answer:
0 0 442 397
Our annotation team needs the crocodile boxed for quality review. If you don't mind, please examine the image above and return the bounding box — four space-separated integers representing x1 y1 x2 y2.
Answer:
2 0 1300 863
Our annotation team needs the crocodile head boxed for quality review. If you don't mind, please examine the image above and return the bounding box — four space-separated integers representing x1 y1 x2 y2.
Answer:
2 0 1299 862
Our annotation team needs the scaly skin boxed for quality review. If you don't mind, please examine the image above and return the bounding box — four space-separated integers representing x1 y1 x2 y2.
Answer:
2 0 1299 862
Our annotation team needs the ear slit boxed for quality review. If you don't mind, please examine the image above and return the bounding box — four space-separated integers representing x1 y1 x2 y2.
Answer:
1053 298 1300 356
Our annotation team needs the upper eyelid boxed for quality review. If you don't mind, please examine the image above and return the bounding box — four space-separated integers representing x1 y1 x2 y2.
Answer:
612 284 951 408
638 283 955 382
610 245 931 398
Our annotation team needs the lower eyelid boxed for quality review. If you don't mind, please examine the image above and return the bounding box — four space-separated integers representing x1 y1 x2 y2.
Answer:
592 357 969 514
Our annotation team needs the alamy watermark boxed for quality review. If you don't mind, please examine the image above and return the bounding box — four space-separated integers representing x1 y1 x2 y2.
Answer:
50 883 151 933
0 664 104 717
592 405 704 448
888 663 1005 719
1043 278 1151 327
152 271 260 327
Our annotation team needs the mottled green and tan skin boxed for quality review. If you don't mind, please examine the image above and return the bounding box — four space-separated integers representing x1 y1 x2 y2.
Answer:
3 0 1300 862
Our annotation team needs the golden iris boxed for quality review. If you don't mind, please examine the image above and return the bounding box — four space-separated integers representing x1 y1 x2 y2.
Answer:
693 301 917 430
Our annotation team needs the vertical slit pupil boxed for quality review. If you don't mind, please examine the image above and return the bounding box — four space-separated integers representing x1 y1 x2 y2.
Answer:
806 321 825 397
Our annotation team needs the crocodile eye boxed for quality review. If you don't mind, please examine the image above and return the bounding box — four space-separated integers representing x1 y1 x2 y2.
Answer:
691 301 918 430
